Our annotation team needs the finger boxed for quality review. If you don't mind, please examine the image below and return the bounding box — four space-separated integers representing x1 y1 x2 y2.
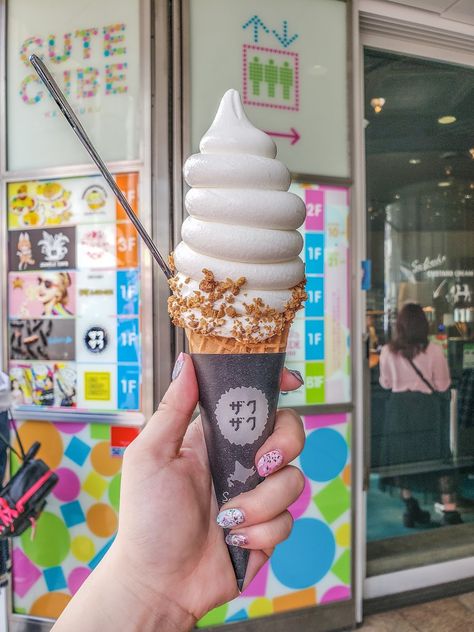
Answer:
216 466 304 529
280 368 304 392
255 408 304 477
243 550 272 591
136 353 198 459
226 511 293 550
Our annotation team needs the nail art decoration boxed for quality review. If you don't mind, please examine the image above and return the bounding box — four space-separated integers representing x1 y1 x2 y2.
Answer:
216 507 245 528
225 533 248 548
172 353 185 380
257 449 283 477
288 369 304 385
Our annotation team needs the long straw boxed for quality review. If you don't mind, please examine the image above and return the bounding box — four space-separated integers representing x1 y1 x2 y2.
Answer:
29 54 172 280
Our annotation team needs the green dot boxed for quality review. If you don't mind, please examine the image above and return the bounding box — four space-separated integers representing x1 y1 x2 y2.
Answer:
21 512 70 567
108 473 121 512
197 604 228 628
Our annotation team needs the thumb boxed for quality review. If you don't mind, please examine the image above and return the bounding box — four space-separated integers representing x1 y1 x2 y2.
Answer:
139 353 199 460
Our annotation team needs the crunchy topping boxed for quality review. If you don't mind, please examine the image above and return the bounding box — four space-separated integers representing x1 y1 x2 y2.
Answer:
168 269 307 344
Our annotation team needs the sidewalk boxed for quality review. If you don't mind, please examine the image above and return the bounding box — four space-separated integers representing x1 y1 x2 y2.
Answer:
358 592 474 631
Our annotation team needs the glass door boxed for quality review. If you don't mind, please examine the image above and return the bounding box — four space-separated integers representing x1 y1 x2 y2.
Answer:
364 49 474 579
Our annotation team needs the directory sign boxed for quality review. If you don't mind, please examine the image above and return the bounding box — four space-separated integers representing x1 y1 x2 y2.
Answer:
282 183 351 407
7 173 142 412
190 0 348 177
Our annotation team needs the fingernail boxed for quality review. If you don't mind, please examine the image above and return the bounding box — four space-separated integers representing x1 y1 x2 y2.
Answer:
281 391 288 396
288 369 304 385
216 508 245 528
172 353 185 380
257 449 283 477
225 533 248 548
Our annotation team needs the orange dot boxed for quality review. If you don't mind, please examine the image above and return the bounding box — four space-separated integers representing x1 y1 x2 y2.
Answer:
342 464 351 486
91 441 122 477
15 421 63 469
30 593 71 619
86 503 118 538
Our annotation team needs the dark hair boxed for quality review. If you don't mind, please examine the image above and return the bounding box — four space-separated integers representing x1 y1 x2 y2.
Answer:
389 303 429 360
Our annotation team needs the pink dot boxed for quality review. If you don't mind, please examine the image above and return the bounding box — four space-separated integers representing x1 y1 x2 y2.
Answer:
53 467 80 502
55 422 86 434
288 475 311 519
320 586 351 604
67 567 91 595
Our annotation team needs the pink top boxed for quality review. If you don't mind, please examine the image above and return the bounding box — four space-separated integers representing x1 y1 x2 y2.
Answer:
379 342 451 394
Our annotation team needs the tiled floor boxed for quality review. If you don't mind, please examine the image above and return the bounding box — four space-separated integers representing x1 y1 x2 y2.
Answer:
358 592 474 631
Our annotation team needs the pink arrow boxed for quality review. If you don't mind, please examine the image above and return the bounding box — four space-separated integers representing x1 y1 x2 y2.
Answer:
265 127 300 145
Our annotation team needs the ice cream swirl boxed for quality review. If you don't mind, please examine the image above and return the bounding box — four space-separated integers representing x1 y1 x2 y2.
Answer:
169 89 306 342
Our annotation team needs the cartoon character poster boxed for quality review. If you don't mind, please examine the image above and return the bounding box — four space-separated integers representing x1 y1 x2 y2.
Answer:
9 362 77 408
9 226 76 271
9 271 76 318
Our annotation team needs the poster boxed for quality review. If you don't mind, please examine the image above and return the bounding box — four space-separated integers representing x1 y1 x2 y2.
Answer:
197 413 351 626
281 183 351 407
190 0 348 177
10 420 138 619
7 173 142 412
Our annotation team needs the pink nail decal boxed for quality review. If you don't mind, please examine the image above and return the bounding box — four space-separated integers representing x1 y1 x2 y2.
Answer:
225 533 248 548
216 508 245 528
257 449 283 477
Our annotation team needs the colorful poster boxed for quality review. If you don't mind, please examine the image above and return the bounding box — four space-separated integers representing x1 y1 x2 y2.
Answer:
10 420 137 619
281 183 351 407
9 272 76 319
196 414 351 626
7 173 143 413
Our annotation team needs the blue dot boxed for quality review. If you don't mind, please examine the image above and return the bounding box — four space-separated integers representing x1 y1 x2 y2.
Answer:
271 519 335 588
300 428 348 482
84 41 89 47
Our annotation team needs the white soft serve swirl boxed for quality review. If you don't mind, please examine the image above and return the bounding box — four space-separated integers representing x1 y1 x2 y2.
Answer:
172 89 306 338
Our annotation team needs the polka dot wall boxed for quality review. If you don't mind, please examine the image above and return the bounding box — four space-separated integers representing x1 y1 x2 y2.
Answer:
11 420 123 619
11 413 351 623
197 413 352 627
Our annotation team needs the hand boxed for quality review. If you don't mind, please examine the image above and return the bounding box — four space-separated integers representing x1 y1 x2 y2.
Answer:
53 354 305 632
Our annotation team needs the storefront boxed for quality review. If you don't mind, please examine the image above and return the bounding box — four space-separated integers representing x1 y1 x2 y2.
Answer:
0 0 472 630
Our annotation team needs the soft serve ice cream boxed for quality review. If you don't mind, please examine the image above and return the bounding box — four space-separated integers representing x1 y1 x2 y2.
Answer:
168 89 306 345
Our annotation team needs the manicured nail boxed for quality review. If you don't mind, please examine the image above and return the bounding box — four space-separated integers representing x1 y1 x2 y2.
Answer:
172 353 185 380
257 449 283 477
288 369 304 385
225 533 248 548
216 508 245 528
281 391 288 396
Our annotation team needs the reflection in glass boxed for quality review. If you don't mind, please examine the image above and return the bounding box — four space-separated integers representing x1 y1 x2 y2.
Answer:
365 49 474 574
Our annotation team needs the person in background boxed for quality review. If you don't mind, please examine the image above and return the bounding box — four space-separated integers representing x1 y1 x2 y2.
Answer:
379 303 461 527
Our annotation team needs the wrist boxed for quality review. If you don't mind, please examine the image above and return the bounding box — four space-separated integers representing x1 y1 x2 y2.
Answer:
106 541 196 632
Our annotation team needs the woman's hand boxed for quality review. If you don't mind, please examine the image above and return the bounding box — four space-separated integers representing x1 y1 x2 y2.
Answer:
53 354 305 632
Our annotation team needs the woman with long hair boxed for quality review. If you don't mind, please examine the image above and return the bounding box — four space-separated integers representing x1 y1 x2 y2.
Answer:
379 303 461 527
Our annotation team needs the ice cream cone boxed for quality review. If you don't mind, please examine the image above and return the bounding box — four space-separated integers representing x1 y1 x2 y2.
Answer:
191 349 286 592
168 89 306 591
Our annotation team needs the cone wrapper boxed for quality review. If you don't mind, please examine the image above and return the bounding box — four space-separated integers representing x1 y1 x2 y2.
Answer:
191 352 285 591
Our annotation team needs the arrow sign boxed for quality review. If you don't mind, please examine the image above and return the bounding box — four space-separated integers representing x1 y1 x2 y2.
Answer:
265 128 301 145
272 20 299 48
242 15 270 43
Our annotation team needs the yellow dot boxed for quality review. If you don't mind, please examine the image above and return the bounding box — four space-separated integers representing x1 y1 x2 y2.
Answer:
248 598 273 618
336 523 350 548
71 536 95 562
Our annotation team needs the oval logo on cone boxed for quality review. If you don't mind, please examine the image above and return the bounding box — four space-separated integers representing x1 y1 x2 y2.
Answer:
215 386 269 446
